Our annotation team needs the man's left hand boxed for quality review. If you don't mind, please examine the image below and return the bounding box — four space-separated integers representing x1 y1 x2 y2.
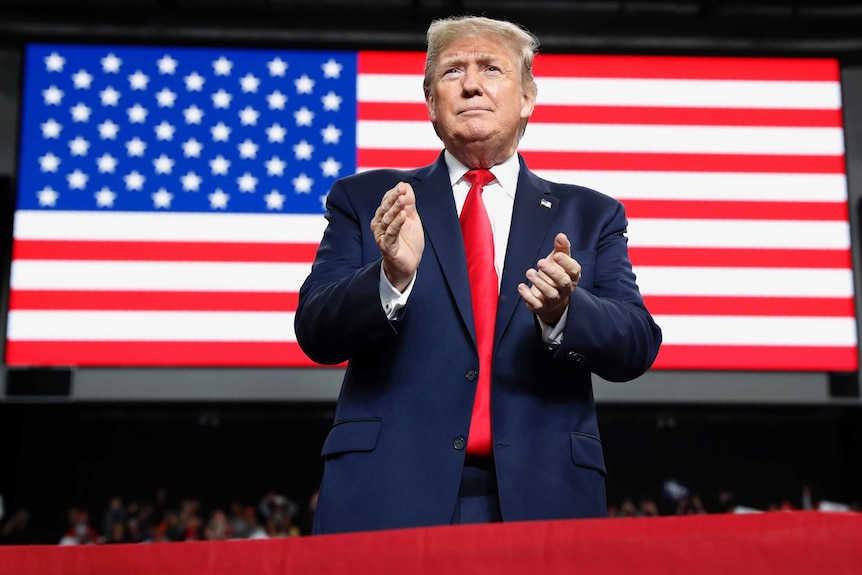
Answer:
517 232 581 325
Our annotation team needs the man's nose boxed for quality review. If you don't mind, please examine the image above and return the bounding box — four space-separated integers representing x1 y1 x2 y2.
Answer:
461 67 483 95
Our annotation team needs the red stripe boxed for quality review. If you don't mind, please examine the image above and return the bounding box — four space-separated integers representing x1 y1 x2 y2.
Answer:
630 247 852 269
622 200 849 221
531 54 840 82
359 51 426 75
4 341 334 367
652 344 858 371
8 290 299 312
644 295 855 317
358 51 840 82
358 102 843 128
358 149 846 174
11 240 319 262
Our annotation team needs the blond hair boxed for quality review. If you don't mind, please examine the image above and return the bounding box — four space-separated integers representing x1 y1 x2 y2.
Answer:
423 15 539 100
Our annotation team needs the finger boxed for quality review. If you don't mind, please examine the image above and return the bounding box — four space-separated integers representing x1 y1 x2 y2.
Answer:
553 232 571 256
517 282 543 312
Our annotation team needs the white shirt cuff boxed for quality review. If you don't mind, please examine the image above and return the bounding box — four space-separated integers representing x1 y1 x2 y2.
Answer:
538 305 568 346
379 264 416 320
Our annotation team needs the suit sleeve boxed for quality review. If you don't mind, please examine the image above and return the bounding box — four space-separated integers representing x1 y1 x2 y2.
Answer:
553 200 662 382
293 179 397 365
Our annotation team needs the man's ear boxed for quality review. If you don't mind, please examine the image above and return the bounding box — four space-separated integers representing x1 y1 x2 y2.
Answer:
425 93 436 123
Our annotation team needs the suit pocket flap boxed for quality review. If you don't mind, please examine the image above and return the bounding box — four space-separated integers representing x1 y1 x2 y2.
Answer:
570 432 607 475
321 419 382 457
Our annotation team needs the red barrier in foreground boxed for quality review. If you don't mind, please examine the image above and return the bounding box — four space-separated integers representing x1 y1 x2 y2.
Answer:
2 511 861 575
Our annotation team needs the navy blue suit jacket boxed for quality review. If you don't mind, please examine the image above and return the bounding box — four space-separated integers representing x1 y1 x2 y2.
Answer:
295 153 662 534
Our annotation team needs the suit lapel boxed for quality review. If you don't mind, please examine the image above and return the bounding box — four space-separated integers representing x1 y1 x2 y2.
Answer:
496 157 559 345
411 153 476 343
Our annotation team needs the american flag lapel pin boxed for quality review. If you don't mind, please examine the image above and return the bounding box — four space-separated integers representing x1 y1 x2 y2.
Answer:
540 198 552 209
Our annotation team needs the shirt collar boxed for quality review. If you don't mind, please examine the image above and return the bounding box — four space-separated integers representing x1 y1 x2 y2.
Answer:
444 150 520 199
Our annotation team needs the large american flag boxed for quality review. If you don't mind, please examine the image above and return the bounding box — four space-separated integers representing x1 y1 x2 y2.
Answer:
9 45 857 371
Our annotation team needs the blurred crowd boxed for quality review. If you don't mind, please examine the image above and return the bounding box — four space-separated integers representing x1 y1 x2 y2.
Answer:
0 489 318 546
1 483 858 546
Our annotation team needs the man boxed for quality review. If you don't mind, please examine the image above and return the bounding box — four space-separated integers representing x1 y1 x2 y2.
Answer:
294 15 662 534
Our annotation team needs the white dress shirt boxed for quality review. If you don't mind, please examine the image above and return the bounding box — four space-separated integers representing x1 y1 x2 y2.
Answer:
379 151 566 344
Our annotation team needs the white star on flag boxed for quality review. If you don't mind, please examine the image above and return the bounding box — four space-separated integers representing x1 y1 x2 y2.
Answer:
211 122 231 142
124 170 145 191
127 103 148 123
126 137 147 157
180 171 202 191
152 188 173 208
41 118 62 138
101 53 122 73
44 52 65 72
213 56 233 76
265 124 286 143
70 102 92 122
43 85 64 105
96 153 118 173
295 74 315 94
321 124 341 144
239 106 260 126
294 107 314 126
156 88 177 107
238 139 259 158
100 86 120 106
265 156 286 176
185 72 205 91
37 186 59 206
72 69 94 89
322 58 342 78
237 172 258 192
321 91 342 111
212 89 232 109
153 154 175 174
209 188 229 209
292 173 313 193
293 140 314 160
240 73 260 93
267 57 288 76
68 136 89 156
182 138 203 158
209 155 231 175
320 157 341 177
157 55 178 74
183 105 204 124
264 189 286 210
266 90 287 110
67 169 88 189
94 187 117 207
98 119 120 139
38 152 61 172
128 70 149 90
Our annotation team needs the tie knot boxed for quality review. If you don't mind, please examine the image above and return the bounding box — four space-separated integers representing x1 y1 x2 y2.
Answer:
464 169 495 189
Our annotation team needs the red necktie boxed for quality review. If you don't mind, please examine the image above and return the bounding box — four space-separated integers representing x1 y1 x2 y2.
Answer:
460 169 497 457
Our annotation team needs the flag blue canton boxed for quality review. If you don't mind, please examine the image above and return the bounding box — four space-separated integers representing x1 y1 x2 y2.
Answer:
18 44 358 214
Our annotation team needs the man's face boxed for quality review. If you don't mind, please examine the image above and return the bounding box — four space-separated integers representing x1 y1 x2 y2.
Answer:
425 34 535 158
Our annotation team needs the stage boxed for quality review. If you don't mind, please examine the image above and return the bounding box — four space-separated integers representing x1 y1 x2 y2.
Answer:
1 511 860 574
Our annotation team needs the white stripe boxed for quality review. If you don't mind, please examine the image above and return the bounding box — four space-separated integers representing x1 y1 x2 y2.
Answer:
531 172 849 203
629 219 850 250
654 315 857 346
7 310 298 342
636 267 853 298
10 261 311 291
521 124 844 155
357 120 844 155
358 74 841 109
13 211 329 242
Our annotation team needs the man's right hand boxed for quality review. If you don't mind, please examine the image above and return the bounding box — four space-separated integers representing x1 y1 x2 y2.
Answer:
371 182 424 292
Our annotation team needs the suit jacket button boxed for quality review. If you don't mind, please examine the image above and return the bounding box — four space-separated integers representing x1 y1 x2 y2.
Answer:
465 370 478 381
568 352 586 363
453 437 466 450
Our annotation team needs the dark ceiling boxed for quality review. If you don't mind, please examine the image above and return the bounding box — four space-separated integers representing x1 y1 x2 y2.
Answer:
1 0 862 58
